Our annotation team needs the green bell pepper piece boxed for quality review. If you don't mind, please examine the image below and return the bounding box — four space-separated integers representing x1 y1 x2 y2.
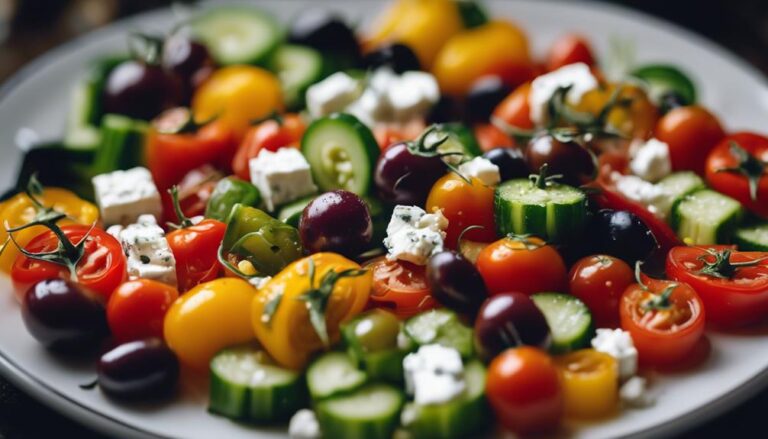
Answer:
206 177 262 222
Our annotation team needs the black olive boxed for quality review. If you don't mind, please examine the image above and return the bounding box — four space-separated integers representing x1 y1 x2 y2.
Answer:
363 43 421 73
465 76 511 123
587 209 658 264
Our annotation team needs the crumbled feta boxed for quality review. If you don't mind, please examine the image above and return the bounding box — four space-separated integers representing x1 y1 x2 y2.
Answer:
629 138 672 183
529 63 598 125
306 72 362 118
116 215 177 287
403 344 466 405
288 409 321 439
346 86 392 128
249 148 317 212
92 167 162 226
458 157 501 186
383 205 448 265
612 172 668 219
620 376 654 408
591 328 638 381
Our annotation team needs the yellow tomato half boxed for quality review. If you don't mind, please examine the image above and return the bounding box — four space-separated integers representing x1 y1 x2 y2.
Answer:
555 349 619 418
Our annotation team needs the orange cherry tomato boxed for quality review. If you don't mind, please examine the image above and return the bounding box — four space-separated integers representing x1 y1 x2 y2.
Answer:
546 34 596 72
107 279 179 343
167 218 227 292
655 105 725 175
365 256 435 318
425 173 497 247
568 255 634 328
232 114 305 181
492 82 534 130
473 123 514 151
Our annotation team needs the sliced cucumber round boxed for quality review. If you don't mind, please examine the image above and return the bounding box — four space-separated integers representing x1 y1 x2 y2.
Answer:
307 351 367 401
277 195 315 228
316 384 404 439
631 64 697 107
670 189 743 245
531 293 593 354
401 309 474 358
734 222 768 251
191 6 283 66
301 113 379 195
268 44 325 110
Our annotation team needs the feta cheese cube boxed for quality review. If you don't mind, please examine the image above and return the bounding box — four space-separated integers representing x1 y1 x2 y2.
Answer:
388 71 440 122
591 328 638 381
116 215 177 287
629 138 672 183
92 167 162 226
288 409 321 439
620 376 654 407
306 72 362 118
384 205 448 265
458 157 501 186
346 87 392 128
249 148 317 211
529 63 598 125
612 172 667 219
403 344 466 405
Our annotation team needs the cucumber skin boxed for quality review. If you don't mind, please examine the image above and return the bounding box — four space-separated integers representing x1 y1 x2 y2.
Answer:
191 7 283 66
402 309 475 358
670 190 743 245
268 44 326 111
315 385 405 439
531 292 594 355
734 224 768 251
307 351 368 401
346 347 405 384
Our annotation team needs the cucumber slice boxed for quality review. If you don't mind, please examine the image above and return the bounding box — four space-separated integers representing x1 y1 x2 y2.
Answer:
401 309 474 358
495 179 587 242
655 171 706 219
401 360 490 439
734 222 768 251
431 123 482 160
191 6 283 66
209 344 306 423
307 351 367 401
531 293 594 354
269 44 325 110
631 64 696 107
316 384 404 439
301 113 379 195
91 114 148 174
342 309 404 383
277 195 315 228
671 189 743 245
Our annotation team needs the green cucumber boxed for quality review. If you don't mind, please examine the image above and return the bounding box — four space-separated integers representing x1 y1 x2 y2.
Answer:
269 44 325 110
315 384 404 439
494 179 587 242
277 195 315 228
342 309 405 383
401 309 474 358
457 1 489 29
91 114 148 174
301 113 379 195
209 343 306 423
307 351 367 401
531 293 594 354
401 360 490 439
191 6 283 66
631 64 696 108
655 171 706 219
734 222 768 251
670 189 743 245
432 123 482 160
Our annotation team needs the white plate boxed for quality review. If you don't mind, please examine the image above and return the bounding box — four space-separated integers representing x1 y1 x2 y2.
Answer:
1 1 768 438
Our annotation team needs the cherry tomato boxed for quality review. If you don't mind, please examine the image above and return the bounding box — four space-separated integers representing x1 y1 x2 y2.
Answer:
232 114 306 181
666 246 768 327
705 132 768 218
476 236 568 296
492 82 533 130
425 173 497 246
655 105 725 175
167 218 227 292
486 347 563 435
365 256 435 318
576 83 658 139
554 349 618 419
546 34 596 72
175 165 221 218
107 280 179 343
620 275 705 367
374 120 426 150
569 255 634 328
473 123 514 152
11 225 126 302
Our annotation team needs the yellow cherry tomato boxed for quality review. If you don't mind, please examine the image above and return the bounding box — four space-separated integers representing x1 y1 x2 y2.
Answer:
164 278 257 371
192 65 283 138
432 20 532 96
252 253 371 370
365 0 463 69
0 188 98 274
554 349 619 418
575 83 658 139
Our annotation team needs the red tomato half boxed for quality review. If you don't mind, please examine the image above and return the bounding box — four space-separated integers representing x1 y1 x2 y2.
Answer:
365 256 435 318
546 34 595 72
705 132 768 218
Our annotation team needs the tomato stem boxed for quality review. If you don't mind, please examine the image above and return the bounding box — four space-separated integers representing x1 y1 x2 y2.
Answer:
529 163 563 189
715 142 767 202
408 125 472 185
641 283 677 312
696 247 768 279
167 186 194 229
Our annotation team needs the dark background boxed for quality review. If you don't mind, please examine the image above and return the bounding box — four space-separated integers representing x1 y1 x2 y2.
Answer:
1 0 767 437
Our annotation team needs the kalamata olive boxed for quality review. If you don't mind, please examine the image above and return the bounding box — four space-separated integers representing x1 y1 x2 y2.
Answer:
300 190 373 257
426 251 487 316
162 35 214 101
659 91 688 114
465 76 511 123
474 292 551 361
288 9 361 67
426 95 465 124
363 43 421 73
21 279 108 352
525 134 596 186
375 142 447 206
102 60 181 120
482 147 530 181
587 209 657 264
97 338 179 401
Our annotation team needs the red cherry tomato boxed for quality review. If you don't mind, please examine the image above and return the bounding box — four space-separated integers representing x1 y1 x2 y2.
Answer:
705 132 768 218
655 105 725 176
474 123 514 151
492 82 534 130
107 279 179 343
365 256 435 318
546 34 595 72
569 255 634 328
232 114 305 181
167 218 227 293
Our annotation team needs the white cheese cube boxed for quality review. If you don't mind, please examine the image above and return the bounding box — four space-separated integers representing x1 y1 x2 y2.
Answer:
629 138 672 183
529 63 598 125
612 172 667 219
458 157 501 186
388 71 440 122
591 328 638 381
288 409 321 439
620 376 654 407
384 205 448 265
117 215 177 287
346 87 393 128
92 167 162 226
403 344 466 405
306 72 362 118
249 148 317 212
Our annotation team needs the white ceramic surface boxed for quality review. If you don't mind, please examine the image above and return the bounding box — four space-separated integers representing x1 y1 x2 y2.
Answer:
1 1 768 438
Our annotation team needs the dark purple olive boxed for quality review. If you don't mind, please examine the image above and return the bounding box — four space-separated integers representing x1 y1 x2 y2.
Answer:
21 279 107 352
102 60 182 120
300 190 373 257
482 147 530 181
289 9 361 67
525 134 596 186
474 292 551 361
465 76 511 123
587 209 657 264
97 338 179 401
375 142 447 206
426 95 464 124
161 35 214 102
426 251 487 316
363 43 421 74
